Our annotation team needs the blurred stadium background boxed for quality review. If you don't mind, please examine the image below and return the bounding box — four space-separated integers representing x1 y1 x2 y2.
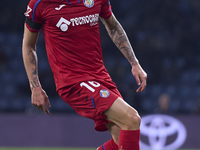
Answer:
0 0 200 149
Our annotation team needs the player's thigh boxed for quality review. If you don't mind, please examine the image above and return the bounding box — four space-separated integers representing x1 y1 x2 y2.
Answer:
105 97 141 130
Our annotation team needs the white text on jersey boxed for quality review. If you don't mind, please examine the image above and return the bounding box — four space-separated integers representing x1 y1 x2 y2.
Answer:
70 14 99 27
56 14 99 32
24 6 32 17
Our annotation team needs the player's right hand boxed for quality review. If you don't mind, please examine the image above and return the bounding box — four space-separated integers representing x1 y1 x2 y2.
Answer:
31 87 51 115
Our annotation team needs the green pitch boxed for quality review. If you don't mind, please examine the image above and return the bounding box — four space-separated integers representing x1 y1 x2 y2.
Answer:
0 148 198 150
0 148 96 150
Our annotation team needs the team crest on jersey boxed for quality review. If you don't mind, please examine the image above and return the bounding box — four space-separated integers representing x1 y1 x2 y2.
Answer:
100 89 110 98
83 0 94 8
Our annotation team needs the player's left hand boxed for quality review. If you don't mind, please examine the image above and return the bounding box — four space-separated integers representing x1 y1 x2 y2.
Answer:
131 64 147 92
31 87 51 115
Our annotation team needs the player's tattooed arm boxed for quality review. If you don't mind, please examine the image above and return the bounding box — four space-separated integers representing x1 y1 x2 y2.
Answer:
22 24 51 114
100 13 139 66
101 13 147 92
22 25 41 91
28 51 40 90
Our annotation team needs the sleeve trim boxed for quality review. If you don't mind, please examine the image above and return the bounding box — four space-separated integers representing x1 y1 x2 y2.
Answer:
32 0 43 21
25 22 40 33
25 17 42 30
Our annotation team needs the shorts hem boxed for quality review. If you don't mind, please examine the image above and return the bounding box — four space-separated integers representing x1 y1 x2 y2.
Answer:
94 96 120 132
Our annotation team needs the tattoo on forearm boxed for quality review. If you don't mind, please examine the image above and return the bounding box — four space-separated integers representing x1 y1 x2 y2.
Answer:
26 49 39 89
30 53 36 65
32 69 37 76
27 49 37 65
106 17 138 66
31 81 39 88
27 49 32 55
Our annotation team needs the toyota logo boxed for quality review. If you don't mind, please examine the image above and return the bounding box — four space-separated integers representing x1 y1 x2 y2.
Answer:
140 114 187 150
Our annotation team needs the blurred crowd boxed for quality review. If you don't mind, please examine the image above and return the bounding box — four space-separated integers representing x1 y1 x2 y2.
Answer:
0 0 200 114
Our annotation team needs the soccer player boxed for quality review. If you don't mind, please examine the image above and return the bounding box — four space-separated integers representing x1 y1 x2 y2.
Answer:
22 0 147 149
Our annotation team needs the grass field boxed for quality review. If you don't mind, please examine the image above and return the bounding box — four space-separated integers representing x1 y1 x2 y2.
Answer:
0 148 96 150
0 148 198 150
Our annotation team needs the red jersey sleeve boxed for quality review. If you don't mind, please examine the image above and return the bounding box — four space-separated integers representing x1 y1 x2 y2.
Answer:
24 0 43 32
99 0 112 19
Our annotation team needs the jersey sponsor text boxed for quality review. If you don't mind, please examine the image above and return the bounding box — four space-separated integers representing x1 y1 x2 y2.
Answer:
70 14 99 26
